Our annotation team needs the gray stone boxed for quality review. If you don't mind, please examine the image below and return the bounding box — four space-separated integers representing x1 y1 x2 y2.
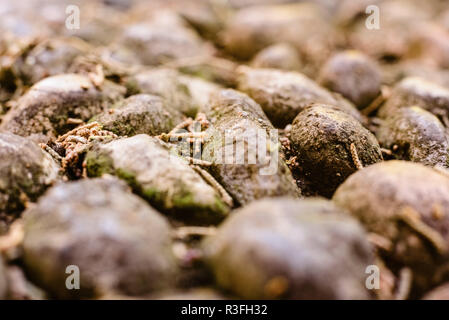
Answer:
377 106 449 167
203 198 373 299
0 74 125 142
93 94 183 137
22 177 177 298
202 89 301 206
0 133 60 219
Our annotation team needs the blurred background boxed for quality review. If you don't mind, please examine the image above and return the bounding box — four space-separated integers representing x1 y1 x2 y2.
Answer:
1 0 448 90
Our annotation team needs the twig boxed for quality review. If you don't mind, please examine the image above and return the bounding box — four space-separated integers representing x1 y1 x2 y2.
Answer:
160 132 206 140
398 207 447 255
191 165 233 207
395 267 413 300
170 118 193 133
381 148 392 156
66 118 84 125
183 156 212 166
39 143 63 163
361 86 391 116
350 143 363 170
367 232 393 252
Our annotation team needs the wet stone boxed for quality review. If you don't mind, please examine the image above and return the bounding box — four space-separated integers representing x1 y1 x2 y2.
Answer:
85 134 229 225
290 104 383 198
22 177 177 299
0 133 60 219
93 94 184 137
202 89 301 206
203 198 374 299
377 106 449 167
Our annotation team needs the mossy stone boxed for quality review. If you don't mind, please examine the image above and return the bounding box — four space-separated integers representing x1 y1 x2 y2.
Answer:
85 134 229 224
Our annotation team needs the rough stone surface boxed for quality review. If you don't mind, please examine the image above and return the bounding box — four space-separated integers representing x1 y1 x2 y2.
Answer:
16 37 91 85
85 134 229 224
202 89 301 206
0 74 125 142
203 198 374 299
22 177 177 299
0 133 60 219
378 77 449 120
377 106 449 167
333 161 449 292
131 68 197 117
178 75 221 114
290 104 382 197
93 94 183 137
237 67 362 128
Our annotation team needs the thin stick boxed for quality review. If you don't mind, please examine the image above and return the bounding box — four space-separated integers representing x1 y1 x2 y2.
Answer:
183 156 212 166
350 143 363 170
66 118 84 125
162 132 206 139
361 86 391 116
381 148 392 156
170 118 193 133
367 233 393 252
399 207 447 255
39 143 63 163
191 165 234 207
395 267 413 300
